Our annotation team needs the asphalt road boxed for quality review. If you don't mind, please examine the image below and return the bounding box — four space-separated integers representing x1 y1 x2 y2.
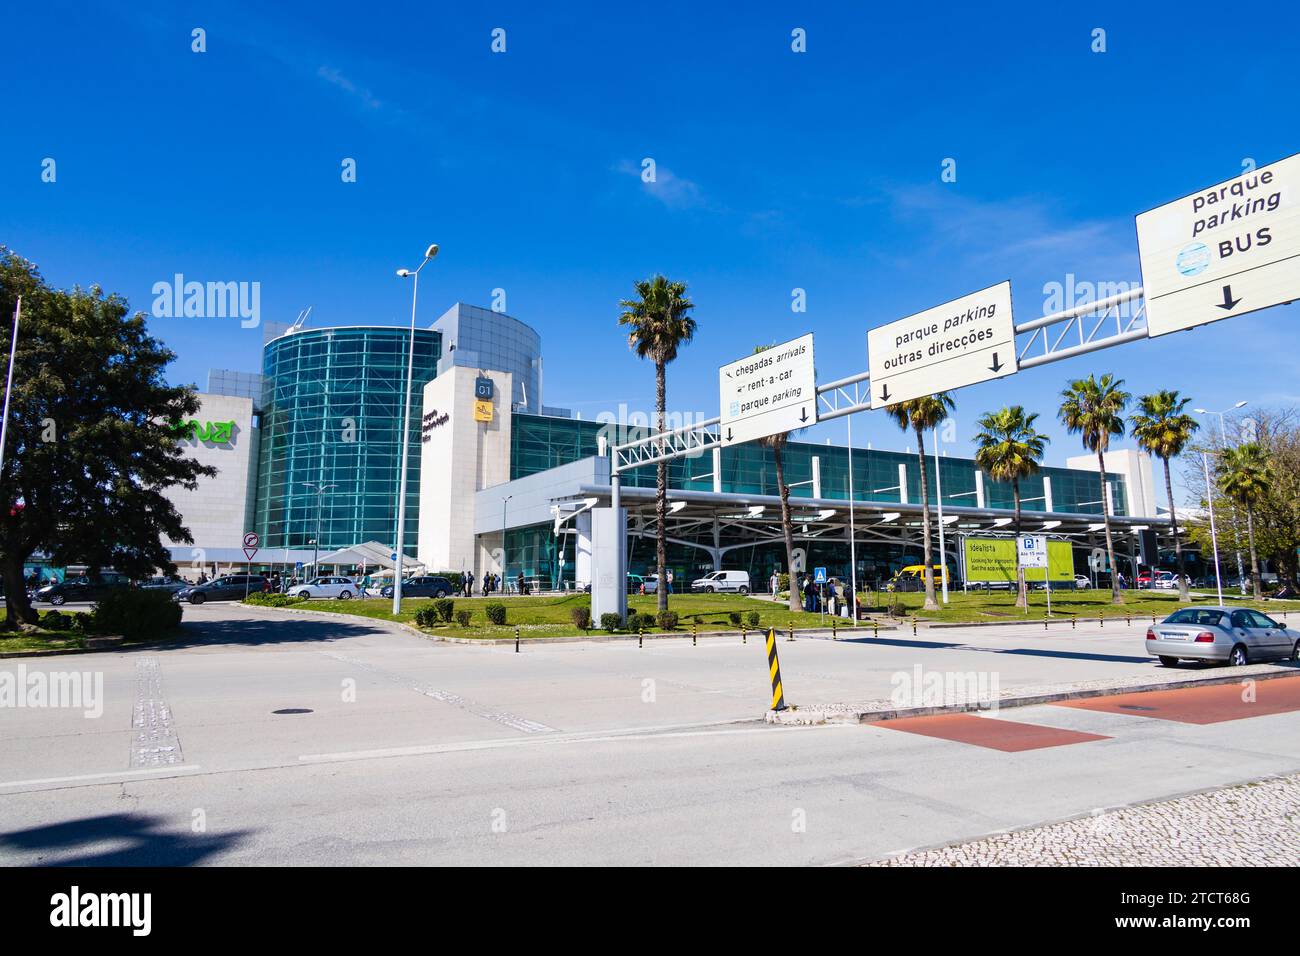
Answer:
2 602 1298 866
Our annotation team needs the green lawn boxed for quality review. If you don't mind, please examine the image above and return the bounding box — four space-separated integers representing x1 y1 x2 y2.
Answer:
285 592 840 639
868 587 1300 624
0 631 86 654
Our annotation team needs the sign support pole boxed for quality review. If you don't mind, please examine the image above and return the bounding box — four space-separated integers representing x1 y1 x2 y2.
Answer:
933 425 949 604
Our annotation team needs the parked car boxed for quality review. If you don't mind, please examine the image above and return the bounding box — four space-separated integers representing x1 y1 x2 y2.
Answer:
582 573 644 595
690 570 751 594
174 575 268 604
139 575 188 595
34 573 132 606
642 574 660 595
886 565 950 592
1074 574 1092 589
379 575 455 599
293 576 358 600
1146 606 1300 667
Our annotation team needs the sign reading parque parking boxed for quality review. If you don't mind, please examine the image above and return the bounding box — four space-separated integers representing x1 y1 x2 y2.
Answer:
718 333 816 446
867 281 1016 408
1137 152 1300 337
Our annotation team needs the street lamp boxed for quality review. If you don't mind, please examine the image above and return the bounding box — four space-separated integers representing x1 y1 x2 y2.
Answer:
392 243 439 615
303 482 336 576
502 494 513 589
1194 401 1248 592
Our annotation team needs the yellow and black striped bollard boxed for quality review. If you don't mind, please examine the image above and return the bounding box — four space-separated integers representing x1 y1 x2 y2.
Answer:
765 628 787 712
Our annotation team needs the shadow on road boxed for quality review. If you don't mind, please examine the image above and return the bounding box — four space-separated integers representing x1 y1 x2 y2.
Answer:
0 812 247 866
836 635 1156 665
165 612 391 650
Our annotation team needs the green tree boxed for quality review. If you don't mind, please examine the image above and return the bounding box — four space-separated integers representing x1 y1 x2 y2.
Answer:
972 405 1049 608
886 393 956 611
753 345 805 613
618 275 696 612
1217 442 1270 600
1131 390 1199 601
0 249 213 627
1059 373 1130 604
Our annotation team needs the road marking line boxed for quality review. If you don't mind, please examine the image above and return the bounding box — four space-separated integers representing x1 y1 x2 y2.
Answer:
0 765 203 789
299 722 853 764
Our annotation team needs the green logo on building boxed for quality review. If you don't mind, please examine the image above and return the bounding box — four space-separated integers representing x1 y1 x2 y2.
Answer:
175 419 236 444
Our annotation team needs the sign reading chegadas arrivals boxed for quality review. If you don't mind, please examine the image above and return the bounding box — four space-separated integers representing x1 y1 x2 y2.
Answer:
1137 153 1300 337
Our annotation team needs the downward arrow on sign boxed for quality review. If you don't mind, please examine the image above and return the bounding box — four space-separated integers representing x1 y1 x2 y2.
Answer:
989 352 1004 373
879 385 891 403
1217 285 1241 311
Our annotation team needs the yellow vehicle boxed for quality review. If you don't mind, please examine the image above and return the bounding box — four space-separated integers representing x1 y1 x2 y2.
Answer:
886 564 950 592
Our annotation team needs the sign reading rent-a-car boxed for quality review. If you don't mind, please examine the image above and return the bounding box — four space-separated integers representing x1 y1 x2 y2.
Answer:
1137 153 1300 337
718 333 816 447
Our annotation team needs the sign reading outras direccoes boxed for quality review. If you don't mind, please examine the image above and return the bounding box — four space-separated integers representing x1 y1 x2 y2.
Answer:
1137 153 1300 337
867 281 1015 408
718 333 816 446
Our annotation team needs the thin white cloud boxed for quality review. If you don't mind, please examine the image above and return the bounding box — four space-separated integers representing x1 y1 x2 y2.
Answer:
616 159 705 210
317 66 384 111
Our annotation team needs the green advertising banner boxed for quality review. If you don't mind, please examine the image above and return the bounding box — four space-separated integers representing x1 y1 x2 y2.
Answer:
962 537 1074 583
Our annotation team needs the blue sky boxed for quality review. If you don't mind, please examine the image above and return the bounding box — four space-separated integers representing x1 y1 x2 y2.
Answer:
4 0 1298 483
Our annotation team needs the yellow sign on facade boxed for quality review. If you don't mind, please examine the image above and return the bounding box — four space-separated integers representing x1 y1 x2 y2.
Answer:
473 400 494 423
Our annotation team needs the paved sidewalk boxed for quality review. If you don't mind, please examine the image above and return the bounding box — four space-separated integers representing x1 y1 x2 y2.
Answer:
866 772 1300 866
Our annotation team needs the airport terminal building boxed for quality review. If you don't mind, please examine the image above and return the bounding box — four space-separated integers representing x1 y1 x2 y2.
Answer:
165 305 1184 587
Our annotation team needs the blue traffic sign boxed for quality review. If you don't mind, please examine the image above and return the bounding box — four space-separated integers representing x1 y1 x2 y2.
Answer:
391 552 399 561
813 567 827 584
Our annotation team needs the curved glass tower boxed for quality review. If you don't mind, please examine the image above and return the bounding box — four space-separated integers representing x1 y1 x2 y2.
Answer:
255 327 441 555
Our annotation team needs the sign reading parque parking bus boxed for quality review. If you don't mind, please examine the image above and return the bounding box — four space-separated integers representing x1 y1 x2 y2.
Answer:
718 333 816 446
867 281 1016 408
1137 152 1300 337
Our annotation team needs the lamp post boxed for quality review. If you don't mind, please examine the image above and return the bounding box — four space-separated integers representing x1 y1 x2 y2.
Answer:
502 494 513 590
0 297 21 481
1201 452 1225 606
1195 401 1248 592
304 481 335 577
392 243 439 615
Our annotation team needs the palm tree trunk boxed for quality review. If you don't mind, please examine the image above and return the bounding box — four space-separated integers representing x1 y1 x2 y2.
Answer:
1163 455 1189 602
774 441 800 614
1097 450 1122 604
1246 506 1261 600
915 424 937 611
1013 477 1027 609
655 360 668 613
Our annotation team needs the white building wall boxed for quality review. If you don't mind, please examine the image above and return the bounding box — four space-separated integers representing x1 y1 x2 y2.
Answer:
416 367 513 575
163 394 258 558
1065 448 1159 518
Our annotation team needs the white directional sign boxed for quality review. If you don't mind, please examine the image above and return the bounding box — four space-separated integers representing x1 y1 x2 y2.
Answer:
867 281 1016 408
1017 534 1048 569
1137 153 1300 337
718 333 816 446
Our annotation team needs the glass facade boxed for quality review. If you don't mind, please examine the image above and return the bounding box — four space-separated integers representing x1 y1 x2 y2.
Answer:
255 327 441 555
509 413 1127 516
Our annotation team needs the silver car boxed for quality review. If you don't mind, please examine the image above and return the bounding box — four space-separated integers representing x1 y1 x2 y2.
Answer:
1146 606 1300 667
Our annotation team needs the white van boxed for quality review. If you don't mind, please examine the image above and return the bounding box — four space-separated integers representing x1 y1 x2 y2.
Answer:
690 570 751 594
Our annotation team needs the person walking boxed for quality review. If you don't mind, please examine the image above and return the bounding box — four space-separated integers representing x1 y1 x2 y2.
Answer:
769 570 780 601
666 569 674 595
359 572 372 598
517 571 526 596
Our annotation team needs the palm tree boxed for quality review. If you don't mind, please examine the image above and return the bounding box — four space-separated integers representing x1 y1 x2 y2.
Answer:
751 345 806 613
972 406 1050 609
1218 442 1270 600
886 393 956 611
618 276 696 612
1059 374 1130 604
1131 391 1199 601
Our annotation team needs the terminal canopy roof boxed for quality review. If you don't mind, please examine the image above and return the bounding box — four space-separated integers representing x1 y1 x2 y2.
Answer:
314 541 423 571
